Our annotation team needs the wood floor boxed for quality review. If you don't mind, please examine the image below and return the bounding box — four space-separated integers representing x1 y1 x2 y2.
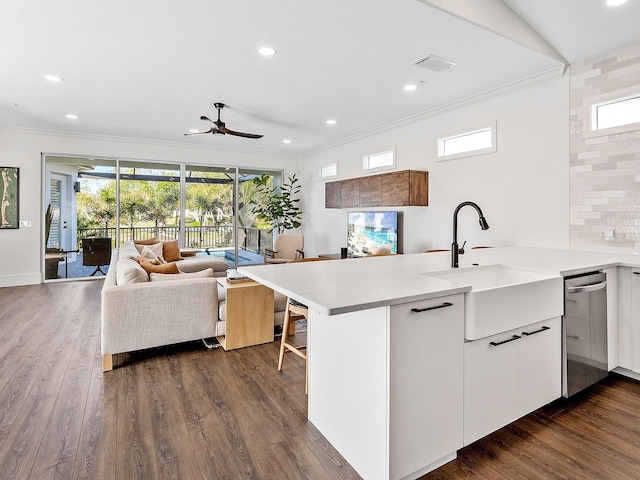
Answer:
2 280 640 479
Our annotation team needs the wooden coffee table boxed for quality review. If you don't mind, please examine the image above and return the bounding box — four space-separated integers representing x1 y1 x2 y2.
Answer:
216 277 274 350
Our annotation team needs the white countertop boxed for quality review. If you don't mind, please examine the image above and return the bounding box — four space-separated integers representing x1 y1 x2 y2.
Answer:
238 246 640 315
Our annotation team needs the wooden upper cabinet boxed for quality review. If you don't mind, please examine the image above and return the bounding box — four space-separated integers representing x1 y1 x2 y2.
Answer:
382 170 429 206
340 178 360 208
359 175 382 207
324 170 428 208
325 181 341 208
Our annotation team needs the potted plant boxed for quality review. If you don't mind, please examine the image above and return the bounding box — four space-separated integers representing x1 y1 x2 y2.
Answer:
249 173 302 234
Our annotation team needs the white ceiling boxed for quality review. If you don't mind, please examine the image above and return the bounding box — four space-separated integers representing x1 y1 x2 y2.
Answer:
1 0 639 156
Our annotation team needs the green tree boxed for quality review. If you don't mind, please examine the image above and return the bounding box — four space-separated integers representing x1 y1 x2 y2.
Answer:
119 181 147 237
141 180 180 238
186 177 233 246
77 183 116 234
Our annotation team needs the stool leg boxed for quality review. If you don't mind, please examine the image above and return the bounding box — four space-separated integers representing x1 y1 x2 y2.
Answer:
278 304 291 371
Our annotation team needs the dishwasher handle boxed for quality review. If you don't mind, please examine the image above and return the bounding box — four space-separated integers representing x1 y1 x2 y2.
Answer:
566 281 606 294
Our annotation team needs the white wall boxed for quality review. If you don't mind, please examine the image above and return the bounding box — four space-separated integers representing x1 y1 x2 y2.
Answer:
299 75 570 257
0 128 297 287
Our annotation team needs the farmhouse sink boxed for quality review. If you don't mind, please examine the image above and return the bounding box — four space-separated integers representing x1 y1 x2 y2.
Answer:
422 265 563 340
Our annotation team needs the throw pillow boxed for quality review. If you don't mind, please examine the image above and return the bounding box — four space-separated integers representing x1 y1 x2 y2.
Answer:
140 245 164 263
150 268 213 282
146 242 165 262
137 258 180 275
135 255 161 266
162 240 184 262
133 238 159 254
133 238 158 245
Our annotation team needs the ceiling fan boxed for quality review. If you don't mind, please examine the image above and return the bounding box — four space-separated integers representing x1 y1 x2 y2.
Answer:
184 103 263 139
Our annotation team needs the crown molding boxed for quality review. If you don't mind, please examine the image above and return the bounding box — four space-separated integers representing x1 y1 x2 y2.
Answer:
305 66 566 156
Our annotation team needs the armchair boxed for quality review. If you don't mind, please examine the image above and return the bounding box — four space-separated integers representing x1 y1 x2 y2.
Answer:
264 234 304 264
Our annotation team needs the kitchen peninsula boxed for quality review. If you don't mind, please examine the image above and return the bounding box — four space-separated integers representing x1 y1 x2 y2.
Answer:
239 246 640 480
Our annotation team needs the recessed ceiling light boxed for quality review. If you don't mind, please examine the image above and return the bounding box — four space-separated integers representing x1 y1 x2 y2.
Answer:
44 74 63 82
258 46 277 56
404 84 418 92
606 0 628 5
66 114 78 120
283 139 291 144
189 129 199 133
326 119 336 125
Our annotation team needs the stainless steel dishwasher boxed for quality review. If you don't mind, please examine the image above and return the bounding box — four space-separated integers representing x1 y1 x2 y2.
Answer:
562 271 608 397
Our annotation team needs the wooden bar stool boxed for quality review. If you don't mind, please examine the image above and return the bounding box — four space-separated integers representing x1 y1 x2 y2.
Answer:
277 256 334 394
278 298 310 393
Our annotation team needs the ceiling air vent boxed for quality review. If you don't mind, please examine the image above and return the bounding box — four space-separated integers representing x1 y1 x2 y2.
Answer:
412 54 457 71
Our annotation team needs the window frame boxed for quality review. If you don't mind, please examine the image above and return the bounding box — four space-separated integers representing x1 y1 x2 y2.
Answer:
436 121 497 161
590 93 640 133
318 162 338 180
582 86 640 139
362 146 396 173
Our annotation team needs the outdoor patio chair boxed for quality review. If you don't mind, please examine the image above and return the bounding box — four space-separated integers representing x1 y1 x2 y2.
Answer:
82 237 112 275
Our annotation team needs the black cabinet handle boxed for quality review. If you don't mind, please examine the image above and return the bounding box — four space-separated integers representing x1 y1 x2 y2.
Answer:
490 335 521 347
522 326 550 336
411 302 453 313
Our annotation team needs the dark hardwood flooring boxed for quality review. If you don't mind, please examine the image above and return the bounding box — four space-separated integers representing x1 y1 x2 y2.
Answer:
1 281 640 479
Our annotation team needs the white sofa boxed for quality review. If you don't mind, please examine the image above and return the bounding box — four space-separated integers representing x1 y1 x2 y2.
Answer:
101 241 228 371
101 242 292 371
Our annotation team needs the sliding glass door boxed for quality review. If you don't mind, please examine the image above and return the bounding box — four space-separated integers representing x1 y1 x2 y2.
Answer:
44 154 283 280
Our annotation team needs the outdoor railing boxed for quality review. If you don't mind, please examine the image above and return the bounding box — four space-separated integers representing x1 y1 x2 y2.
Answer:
78 225 272 254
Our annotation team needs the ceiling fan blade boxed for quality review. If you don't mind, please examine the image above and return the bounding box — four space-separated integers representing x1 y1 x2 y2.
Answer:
184 128 214 136
200 115 215 123
219 125 263 139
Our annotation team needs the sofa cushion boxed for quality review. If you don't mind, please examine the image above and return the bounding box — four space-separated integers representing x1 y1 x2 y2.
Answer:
119 241 141 260
274 291 288 313
116 257 148 284
137 258 180 275
177 256 228 274
162 240 184 262
150 268 213 282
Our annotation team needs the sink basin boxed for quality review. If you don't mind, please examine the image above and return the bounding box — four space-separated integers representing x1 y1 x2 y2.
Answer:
422 265 563 340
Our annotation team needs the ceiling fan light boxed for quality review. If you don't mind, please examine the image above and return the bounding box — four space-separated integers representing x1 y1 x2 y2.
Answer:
189 129 199 133
258 46 277 56
606 0 628 6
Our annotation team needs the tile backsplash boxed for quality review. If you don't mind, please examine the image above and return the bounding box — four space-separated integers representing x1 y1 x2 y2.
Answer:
570 42 640 254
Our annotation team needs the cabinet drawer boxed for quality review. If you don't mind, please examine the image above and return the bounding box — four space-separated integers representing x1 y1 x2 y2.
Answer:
464 317 561 446
464 330 520 446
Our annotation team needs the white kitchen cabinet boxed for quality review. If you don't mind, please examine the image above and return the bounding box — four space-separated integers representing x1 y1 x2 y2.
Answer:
618 267 640 374
308 294 464 480
464 317 561 446
618 267 633 370
632 269 640 373
389 295 464 480
519 319 562 415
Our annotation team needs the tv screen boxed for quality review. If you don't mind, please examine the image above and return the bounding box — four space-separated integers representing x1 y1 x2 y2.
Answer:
347 211 402 257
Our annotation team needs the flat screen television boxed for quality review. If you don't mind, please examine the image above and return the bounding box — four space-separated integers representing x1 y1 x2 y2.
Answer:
347 211 402 257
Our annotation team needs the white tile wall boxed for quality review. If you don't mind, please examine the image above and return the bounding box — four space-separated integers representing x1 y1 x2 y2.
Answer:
570 42 640 254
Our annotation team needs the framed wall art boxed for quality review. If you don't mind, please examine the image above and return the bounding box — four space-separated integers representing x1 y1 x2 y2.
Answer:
1 167 19 229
